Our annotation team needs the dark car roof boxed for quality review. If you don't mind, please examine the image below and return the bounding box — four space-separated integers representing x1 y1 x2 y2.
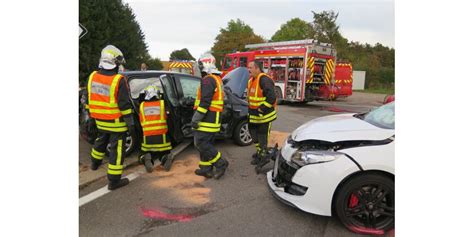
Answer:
121 70 199 78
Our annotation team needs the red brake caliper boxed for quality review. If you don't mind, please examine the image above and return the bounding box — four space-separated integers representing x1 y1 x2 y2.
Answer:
348 193 359 208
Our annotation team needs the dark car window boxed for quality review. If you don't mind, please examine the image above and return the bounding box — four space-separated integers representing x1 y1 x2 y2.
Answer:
160 75 179 107
175 75 200 99
233 58 238 68
239 57 248 67
223 57 232 70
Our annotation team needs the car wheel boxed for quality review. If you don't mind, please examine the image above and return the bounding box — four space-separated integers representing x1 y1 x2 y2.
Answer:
79 112 97 145
233 120 253 146
275 87 284 105
106 130 138 157
335 173 394 235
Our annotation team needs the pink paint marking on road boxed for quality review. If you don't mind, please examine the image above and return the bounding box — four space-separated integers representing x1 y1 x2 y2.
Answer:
141 208 193 222
348 225 385 235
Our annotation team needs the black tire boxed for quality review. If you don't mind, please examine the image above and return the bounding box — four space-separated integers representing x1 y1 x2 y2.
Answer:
79 115 97 145
233 120 253 146
106 129 139 157
275 87 284 105
334 173 394 235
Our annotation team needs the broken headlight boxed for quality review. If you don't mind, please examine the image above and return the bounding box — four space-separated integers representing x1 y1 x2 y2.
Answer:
290 150 345 166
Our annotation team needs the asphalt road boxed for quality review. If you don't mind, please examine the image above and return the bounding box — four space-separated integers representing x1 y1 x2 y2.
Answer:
79 93 392 237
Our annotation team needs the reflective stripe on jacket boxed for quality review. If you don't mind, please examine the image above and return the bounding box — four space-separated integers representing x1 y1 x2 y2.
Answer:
247 73 277 124
194 74 224 113
141 134 172 152
193 74 224 133
139 100 168 136
195 110 221 133
87 71 131 132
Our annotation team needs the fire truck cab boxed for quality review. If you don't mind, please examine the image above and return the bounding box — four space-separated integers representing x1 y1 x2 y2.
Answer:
221 39 352 102
222 51 254 73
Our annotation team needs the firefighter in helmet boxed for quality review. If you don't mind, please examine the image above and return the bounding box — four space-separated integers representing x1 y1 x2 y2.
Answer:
138 85 173 172
86 45 135 190
191 66 229 179
247 61 277 169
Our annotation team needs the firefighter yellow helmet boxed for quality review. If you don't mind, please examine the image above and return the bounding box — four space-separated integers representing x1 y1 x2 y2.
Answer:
99 45 126 70
143 85 160 101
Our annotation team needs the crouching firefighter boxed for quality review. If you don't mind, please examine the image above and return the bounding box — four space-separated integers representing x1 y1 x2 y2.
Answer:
138 86 173 173
191 66 229 179
86 45 136 190
247 61 277 170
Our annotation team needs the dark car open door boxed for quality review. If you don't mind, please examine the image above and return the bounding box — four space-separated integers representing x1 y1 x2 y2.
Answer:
171 74 201 137
156 74 185 143
127 73 185 145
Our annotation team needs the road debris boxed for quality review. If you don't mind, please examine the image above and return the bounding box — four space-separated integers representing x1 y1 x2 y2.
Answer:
152 154 210 205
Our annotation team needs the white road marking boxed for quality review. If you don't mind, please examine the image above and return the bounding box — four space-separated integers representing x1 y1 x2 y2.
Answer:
79 170 144 207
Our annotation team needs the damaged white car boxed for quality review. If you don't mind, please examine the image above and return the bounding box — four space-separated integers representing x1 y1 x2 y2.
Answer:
267 102 394 235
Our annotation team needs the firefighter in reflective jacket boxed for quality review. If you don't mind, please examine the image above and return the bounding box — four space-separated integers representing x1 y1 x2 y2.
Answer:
138 86 173 173
191 66 229 179
86 45 135 190
247 61 277 168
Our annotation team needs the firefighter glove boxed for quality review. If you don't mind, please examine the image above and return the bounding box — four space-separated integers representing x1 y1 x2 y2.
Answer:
192 111 205 129
123 115 137 138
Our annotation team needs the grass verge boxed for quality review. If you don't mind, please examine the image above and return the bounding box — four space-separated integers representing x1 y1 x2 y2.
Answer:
354 88 394 95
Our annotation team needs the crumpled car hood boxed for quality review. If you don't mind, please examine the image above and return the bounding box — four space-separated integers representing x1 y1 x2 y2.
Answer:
291 113 394 143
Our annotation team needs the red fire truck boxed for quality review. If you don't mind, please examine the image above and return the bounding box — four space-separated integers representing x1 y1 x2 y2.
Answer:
221 39 353 102
334 62 353 98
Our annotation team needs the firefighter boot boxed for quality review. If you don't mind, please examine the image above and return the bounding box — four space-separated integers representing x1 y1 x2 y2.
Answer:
250 152 260 165
161 154 174 172
143 153 154 173
90 159 102 171
108 178 130 190
195 165 213 178
213 158 229 179
255 149 271 174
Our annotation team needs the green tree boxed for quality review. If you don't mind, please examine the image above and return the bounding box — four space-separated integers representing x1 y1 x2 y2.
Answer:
271 18 315 42
311 10 348 52
311 10 346 64
169 48 195 61
211 19 265 68
79 0 149 86
309 10 394 91
144 56 164 70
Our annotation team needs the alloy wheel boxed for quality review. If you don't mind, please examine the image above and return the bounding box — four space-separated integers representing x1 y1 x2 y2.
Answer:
240 123 252 144
343 183 394 232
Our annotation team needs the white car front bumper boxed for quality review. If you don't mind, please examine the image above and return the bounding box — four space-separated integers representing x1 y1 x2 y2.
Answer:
266 150 360 216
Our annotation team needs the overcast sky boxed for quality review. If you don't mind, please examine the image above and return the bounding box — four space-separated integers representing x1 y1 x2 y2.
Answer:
123 0 394 61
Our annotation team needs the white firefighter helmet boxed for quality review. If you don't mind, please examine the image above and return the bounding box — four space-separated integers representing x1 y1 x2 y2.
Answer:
199 52 216 68
99 45 126 70
202 65 221 75
143 85 160 101
199 52 221 75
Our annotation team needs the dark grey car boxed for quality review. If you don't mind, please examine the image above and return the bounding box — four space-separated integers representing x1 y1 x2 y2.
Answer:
79 67 253 156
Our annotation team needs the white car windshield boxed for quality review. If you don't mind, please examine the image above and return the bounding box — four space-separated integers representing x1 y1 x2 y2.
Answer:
360 102 395 129
128 77 164 99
